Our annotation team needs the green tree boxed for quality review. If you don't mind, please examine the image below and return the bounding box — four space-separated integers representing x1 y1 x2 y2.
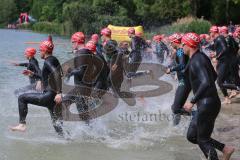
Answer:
14 0 32 13
63 2 96 34
0 0 17 24
30 0 45 20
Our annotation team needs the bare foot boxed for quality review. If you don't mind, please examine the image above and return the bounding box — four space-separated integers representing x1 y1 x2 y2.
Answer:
229 91 237 99
221 97 231 105
223 146 235 160
10 124 26 132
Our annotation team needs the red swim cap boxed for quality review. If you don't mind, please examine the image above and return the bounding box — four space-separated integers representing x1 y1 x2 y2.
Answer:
71 32 85 44
153 35 162 43
40 40 54 53
91 34 99 43
168 33 182 44
219 26 228 34
85 40 96 53
101 28 111 37
235 27 240 33
209 26 219 33
181 33 200 48
24 48 36 57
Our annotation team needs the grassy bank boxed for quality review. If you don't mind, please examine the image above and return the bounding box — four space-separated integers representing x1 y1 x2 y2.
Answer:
146 17 212 38
19 22 63 35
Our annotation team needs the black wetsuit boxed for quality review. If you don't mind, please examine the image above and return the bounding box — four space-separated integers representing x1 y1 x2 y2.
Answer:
228 24 235 34
127 36 146 77
184 51 225 160
213 35 231 97
96 43 103 56
236 38 240 65
15 57 42 96
223 35 240 90
200 39 208 47
19 57 41 84
18 56 64 136
110 51 124 94
103 41 124 94
170 48 190 116
155 41 169 63
64 48 96 121
94 53 110 92
154 42 164 63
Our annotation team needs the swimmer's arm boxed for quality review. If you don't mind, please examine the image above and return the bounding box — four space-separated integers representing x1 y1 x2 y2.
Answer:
161 43 169 55
131 38 137 52
207 43 215 51
31 72 42 79
114 53 123 67
216 39 228 60
49 65 62 94
28 63 42 80
170 52 186 72
18 63 28 67
190 59 210 104
68 66 86 77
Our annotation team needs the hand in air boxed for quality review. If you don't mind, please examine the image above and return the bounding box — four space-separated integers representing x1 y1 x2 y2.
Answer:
54 94 62 104
184 101 194 112
22 70 34 76
111 64 118 71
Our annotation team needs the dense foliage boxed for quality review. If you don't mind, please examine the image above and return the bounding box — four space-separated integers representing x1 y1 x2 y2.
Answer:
0 0 240 34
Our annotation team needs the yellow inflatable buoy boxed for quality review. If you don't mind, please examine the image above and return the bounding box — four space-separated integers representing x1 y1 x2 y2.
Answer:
107 25 144 42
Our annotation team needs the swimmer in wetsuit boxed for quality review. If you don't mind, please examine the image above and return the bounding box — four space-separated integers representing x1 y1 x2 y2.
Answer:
103 39 124 94
153 35 169 63
165 33 191 125
100 27 126 94
12 48 41 84
64 33 96 123
10 37 64 136
63 40 109 122
181 32 235 160
126 28 153 79
12 48 41 96
90 33 110 92
219 26 240 98
91 34 104 57
209 26 232 104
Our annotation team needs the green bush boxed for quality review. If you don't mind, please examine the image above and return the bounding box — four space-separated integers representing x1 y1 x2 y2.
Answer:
154 16 212 35
32 22 62 35
18 23 33 30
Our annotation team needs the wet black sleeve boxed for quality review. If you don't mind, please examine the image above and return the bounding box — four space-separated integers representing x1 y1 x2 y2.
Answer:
170 50 186 72
131 38 138 52
45 61 62 94
113 52 123 67
18 63 28 67
216 38 228 60
206 42 215 51
161 42 169 55
29 62 42 81
68 66 87 78
32 69 42 80
190 56 211 104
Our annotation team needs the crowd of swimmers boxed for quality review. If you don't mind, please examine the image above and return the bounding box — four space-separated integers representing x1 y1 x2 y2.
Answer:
9 24 240 160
